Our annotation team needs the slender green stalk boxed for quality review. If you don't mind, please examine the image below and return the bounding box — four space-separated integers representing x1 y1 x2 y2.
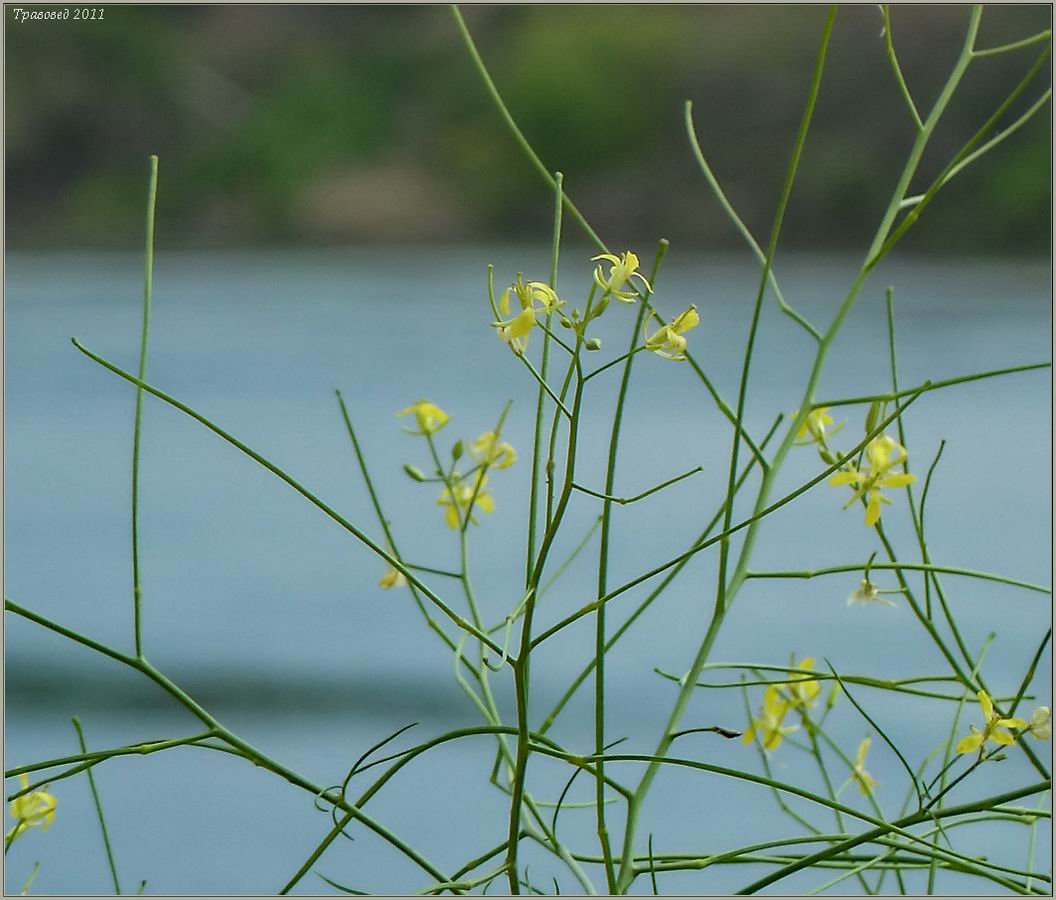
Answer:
973 29 1053 56
130 155 159 658
900 88 1052 210
745 562 1049 594
6 732 215 780
72 718 122 895
684 101 820 340
591 241 668 893
817 361 1050 408
506 364 586 892
573 465 702 506
882 6 923 130
526 172 564 581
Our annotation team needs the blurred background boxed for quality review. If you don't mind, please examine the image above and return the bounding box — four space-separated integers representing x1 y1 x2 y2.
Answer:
4 3 1052 252
4 3 1052 896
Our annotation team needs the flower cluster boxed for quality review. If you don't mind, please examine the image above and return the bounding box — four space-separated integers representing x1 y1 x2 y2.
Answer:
398 400 450 436
829 434 916 527
643 305 700 361
7 774 56 846
384 401 517 589
956 691 1051 755
793 407 843 446
743 657 822 752
593 251 651 304
492 251 700 362
794 406 916 527
493 275 563 354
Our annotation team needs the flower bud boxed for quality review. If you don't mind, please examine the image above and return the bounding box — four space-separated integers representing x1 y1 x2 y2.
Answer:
584 337 602 351
451 440 464 461
403 464 427 482
865 400 882 436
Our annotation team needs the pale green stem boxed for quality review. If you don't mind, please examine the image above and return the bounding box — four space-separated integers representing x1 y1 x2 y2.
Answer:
745 562 1049 594
131 155 159 658
684 101 821 340
882 6 924 130
72 718 122 895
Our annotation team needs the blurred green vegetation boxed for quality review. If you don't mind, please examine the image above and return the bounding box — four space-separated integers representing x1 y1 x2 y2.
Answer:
4 4 1051 253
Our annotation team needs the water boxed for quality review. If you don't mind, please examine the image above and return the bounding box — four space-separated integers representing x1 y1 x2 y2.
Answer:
4 248 1051 895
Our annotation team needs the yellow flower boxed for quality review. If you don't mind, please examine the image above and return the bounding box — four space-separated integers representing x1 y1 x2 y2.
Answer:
437 472 495 529
397 401 450 436
853 737 879 795
847 578 898 607
470 432 517 469
644 305 700 361
6 774 56 846
785 657 821 709
956 690 1028 754
794 407 844 446
829 434 916 526
494 275 562 353
743 685 799 751
379 566 407 590
592 251 651 303
1027 706 1051 740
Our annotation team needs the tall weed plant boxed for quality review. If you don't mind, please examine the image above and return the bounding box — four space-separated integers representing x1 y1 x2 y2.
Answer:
5 5 1052 895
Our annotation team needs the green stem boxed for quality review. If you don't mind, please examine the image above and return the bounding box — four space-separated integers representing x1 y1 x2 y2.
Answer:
816 361 1051 408
745 562 1048 594
882 6 924 130
72 718 122 895
131 154 159 658
684 101 821 340
591 244 668 894
973 29 1052 56
573 465 702 506
526 172 564 581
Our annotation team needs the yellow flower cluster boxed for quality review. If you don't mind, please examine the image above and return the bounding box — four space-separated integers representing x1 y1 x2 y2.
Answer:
592 251 651 303
492 251 700 362
494 275 563 354
743 658 821 752
643 305 700 361
397 400 450 436
383 401 518 589
794 407 916 527
830 434 916 527
956 691 1050 755
7 774 56 846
